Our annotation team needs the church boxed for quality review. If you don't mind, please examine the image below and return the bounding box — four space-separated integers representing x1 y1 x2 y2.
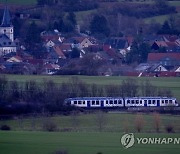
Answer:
0 5 17 56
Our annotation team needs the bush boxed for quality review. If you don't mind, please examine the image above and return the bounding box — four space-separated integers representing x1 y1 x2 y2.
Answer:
42 120 58 132
135 114 144 133
165 124 174 133
0 125 11 131
153 112 161 133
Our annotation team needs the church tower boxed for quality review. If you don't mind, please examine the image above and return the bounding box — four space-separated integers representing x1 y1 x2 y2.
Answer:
0 5 14 42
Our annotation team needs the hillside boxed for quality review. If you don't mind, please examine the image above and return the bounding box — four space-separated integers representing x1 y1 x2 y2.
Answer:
0 0 36 5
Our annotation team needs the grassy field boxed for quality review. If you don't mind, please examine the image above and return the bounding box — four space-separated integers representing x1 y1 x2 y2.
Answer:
0 0 36 5
2 74 180 100
0 131 179 154
144 13 180 24
1 113 180 133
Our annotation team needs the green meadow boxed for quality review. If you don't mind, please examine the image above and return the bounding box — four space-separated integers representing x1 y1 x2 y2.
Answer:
0 0 36 5
0 131 179 154
1 113 180 133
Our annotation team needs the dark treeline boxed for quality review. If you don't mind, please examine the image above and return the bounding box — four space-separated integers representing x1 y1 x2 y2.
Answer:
0 76 172 115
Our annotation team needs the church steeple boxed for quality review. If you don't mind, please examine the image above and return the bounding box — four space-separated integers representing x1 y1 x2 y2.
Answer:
1 4 11 27
0 2 14 42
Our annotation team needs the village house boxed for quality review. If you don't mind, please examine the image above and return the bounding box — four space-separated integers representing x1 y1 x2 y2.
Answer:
147 53 180 69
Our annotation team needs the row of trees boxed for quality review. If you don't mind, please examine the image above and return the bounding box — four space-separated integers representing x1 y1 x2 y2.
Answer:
0 76 173 115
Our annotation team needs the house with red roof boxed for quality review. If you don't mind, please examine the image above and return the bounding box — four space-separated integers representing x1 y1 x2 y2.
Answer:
147 53 180 69
64 36 97 49
42 63 60 75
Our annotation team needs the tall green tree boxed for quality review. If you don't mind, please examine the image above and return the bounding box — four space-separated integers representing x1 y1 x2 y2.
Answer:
25 22 41 45
90 15 110 37
71 48 80 58
126 38 151 64
66 12 77 26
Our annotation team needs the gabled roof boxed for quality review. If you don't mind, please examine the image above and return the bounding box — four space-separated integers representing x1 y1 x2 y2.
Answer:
7 56 22 63
105 37 129 49
154 41 168 47
0 34 16 47
148 53 180 61
64 36 96 44
1 6 11 27
53 45 66 59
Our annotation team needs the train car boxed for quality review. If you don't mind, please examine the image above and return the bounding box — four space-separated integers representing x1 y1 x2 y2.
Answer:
65 97 178 109
124 97 178 107
65 97 124 108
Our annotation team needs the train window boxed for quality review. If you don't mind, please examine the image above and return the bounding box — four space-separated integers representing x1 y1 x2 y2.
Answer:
153 100 156 104
114 100 117 104
92 101 95 105
132 100 135 104
96 101 100 105
165 100 168 104
127 100 130 104
74 101 77 105
83 101 85 104
118 100 122 104
162 100 165 104
106 100 108 104
169 100 172 104
110 100 113 104
136 100 139 104
140 100 142 104
78 101 81 104
148 100 151 104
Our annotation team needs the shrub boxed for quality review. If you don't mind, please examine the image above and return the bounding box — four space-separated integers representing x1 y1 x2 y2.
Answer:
153 112 161 133
0 125 11 131
42 120 58 132
135 113 144 133
165 124 174 133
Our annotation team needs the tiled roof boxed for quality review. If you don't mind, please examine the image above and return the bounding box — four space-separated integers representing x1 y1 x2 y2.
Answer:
0 34 16 47
53 46 66 58
1 6 11 27
148 53 180 61
154 41 168 47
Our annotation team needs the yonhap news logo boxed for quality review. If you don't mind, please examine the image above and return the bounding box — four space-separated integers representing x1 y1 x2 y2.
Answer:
121 133 180 149
121 133 135 149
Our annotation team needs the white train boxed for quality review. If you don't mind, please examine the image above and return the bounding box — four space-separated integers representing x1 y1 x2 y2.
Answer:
65 97 179 108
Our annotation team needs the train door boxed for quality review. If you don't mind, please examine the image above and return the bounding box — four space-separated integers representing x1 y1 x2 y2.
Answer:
87 101 91 108
144 100 147 107
101 100 104 108
157 99 160 107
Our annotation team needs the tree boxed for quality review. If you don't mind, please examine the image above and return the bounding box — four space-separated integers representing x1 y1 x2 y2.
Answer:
126 37 151 64
95 111 107 132
135 113 144 133
71 48 80 58
158 20 171 34
66 12 77 26
25 22 41 47
153 112 161 133
90 15 110 37
12 17 22 38
120 78 139 97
